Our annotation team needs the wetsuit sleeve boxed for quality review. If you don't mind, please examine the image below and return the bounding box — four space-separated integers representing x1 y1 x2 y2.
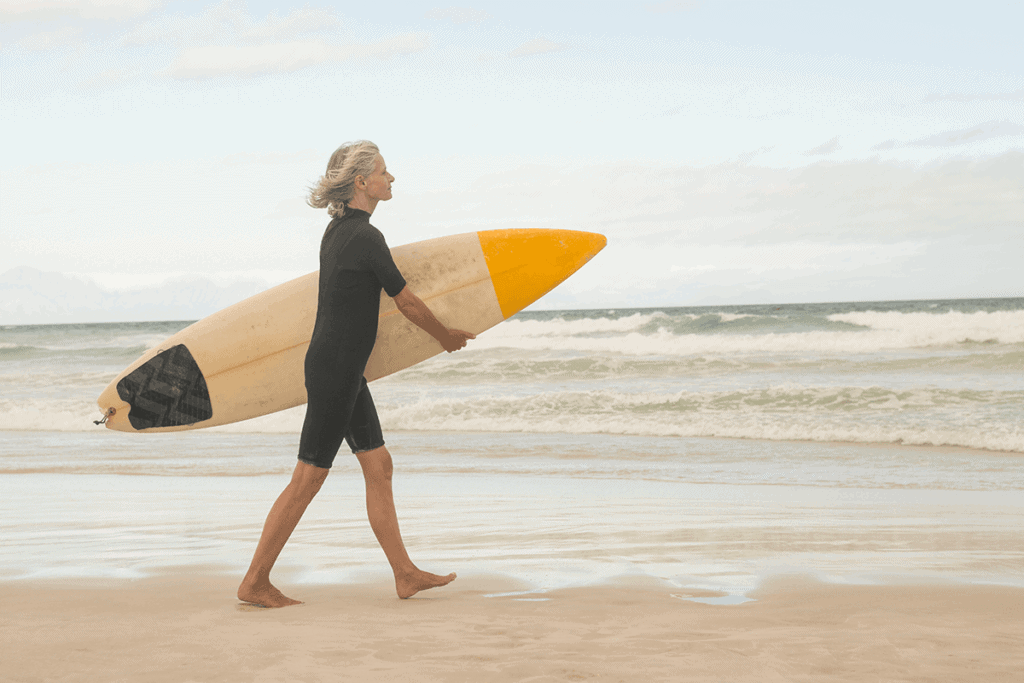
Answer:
358 227 407 297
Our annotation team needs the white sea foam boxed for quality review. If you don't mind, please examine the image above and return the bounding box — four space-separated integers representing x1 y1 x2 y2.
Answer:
472 328 1011 356
0 334 166 354
495 312 665 337
5 385 1021 452
829 310 1024 345
377 389 1024 452
475 309 1024 355
0 399 308 434
0 400 103 432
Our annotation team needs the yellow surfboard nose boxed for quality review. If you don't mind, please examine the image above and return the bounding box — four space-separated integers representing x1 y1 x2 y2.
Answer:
477 229 607 319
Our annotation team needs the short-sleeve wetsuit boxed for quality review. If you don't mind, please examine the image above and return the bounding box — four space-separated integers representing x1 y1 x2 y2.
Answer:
297 208 407 468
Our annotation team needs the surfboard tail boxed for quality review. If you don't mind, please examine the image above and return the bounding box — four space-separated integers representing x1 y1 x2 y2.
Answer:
477 229 607 319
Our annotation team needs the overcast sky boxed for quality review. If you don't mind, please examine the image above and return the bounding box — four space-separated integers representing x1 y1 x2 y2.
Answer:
2 0 1022 311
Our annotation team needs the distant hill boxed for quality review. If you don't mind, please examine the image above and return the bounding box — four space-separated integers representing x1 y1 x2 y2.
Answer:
0 267 270 325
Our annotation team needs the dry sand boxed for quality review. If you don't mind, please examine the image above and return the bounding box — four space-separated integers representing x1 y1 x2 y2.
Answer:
3 573 1022 682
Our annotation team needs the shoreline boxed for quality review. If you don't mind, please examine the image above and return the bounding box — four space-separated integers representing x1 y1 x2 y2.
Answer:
3 436 1022 590
382 429 1024 457
4 573 1023 682
4 428 1022 462
5 563 1024 593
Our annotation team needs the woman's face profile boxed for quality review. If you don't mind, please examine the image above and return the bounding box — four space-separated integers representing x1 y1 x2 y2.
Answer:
360 155 394 203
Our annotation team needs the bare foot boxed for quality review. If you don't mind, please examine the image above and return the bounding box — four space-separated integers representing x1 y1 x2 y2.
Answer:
237 578 303 608
396 570 456 599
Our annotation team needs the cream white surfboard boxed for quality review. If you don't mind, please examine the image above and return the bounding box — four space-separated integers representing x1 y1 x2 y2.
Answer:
96 228 606 433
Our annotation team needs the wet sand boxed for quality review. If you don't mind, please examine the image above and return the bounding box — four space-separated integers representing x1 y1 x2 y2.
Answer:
3 573 1022 682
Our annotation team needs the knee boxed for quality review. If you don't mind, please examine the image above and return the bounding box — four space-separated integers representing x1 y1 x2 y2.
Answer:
304 475 327 499
379 456 394 482
371 456 394 483
291 463 329 501
358 447 393 483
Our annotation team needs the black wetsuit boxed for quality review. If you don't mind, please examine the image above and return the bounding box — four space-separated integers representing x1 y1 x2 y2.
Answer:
297 209 407 468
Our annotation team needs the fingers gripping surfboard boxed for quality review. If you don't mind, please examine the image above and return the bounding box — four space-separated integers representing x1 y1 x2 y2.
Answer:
97 228 606 432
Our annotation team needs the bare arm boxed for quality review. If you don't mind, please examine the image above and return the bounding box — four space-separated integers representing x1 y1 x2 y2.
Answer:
392 286 476 353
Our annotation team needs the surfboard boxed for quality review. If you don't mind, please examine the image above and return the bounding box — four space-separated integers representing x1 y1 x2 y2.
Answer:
96 228 606 433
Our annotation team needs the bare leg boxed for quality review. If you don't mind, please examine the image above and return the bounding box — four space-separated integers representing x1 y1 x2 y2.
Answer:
237 461 329 608
356 445 456 598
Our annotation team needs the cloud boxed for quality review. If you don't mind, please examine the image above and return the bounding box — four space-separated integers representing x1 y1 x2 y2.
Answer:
121 1 399 80
6 152 1023 310
924 89 1024 102
804 136 840 156
122 0 341 48
734 152 1024 243
906 120 1024 148
736 146 775 164
221 149 321 166
646 0 699 12
243 6 341 43
385 151 1024 252
424 6 491 24
15 25 84 50
7 153 1022 297
509 37 568 58
79 67 138 89
0 0 162 21
160 33 430 80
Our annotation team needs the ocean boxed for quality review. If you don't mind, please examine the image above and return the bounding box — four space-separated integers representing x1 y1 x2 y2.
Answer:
4 297 1023 451
2 298 1023 593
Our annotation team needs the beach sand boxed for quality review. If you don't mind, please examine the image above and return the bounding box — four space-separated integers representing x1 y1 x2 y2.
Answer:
4 573 1023 682
4 430 1023 681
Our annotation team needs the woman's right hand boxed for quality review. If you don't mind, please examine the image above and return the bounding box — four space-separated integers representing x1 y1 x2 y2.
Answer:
393 287 476 352
441 329 476 353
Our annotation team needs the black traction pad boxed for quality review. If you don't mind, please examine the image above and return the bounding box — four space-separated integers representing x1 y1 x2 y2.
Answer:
116 344 213 430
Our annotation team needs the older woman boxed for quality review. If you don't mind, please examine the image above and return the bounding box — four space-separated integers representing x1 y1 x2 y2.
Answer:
238 141 475 608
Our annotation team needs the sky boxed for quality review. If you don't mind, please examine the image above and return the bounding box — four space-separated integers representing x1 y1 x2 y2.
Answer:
2 0 1023 318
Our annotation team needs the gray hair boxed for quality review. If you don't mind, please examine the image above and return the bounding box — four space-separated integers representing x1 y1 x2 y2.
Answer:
307 140 380 217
